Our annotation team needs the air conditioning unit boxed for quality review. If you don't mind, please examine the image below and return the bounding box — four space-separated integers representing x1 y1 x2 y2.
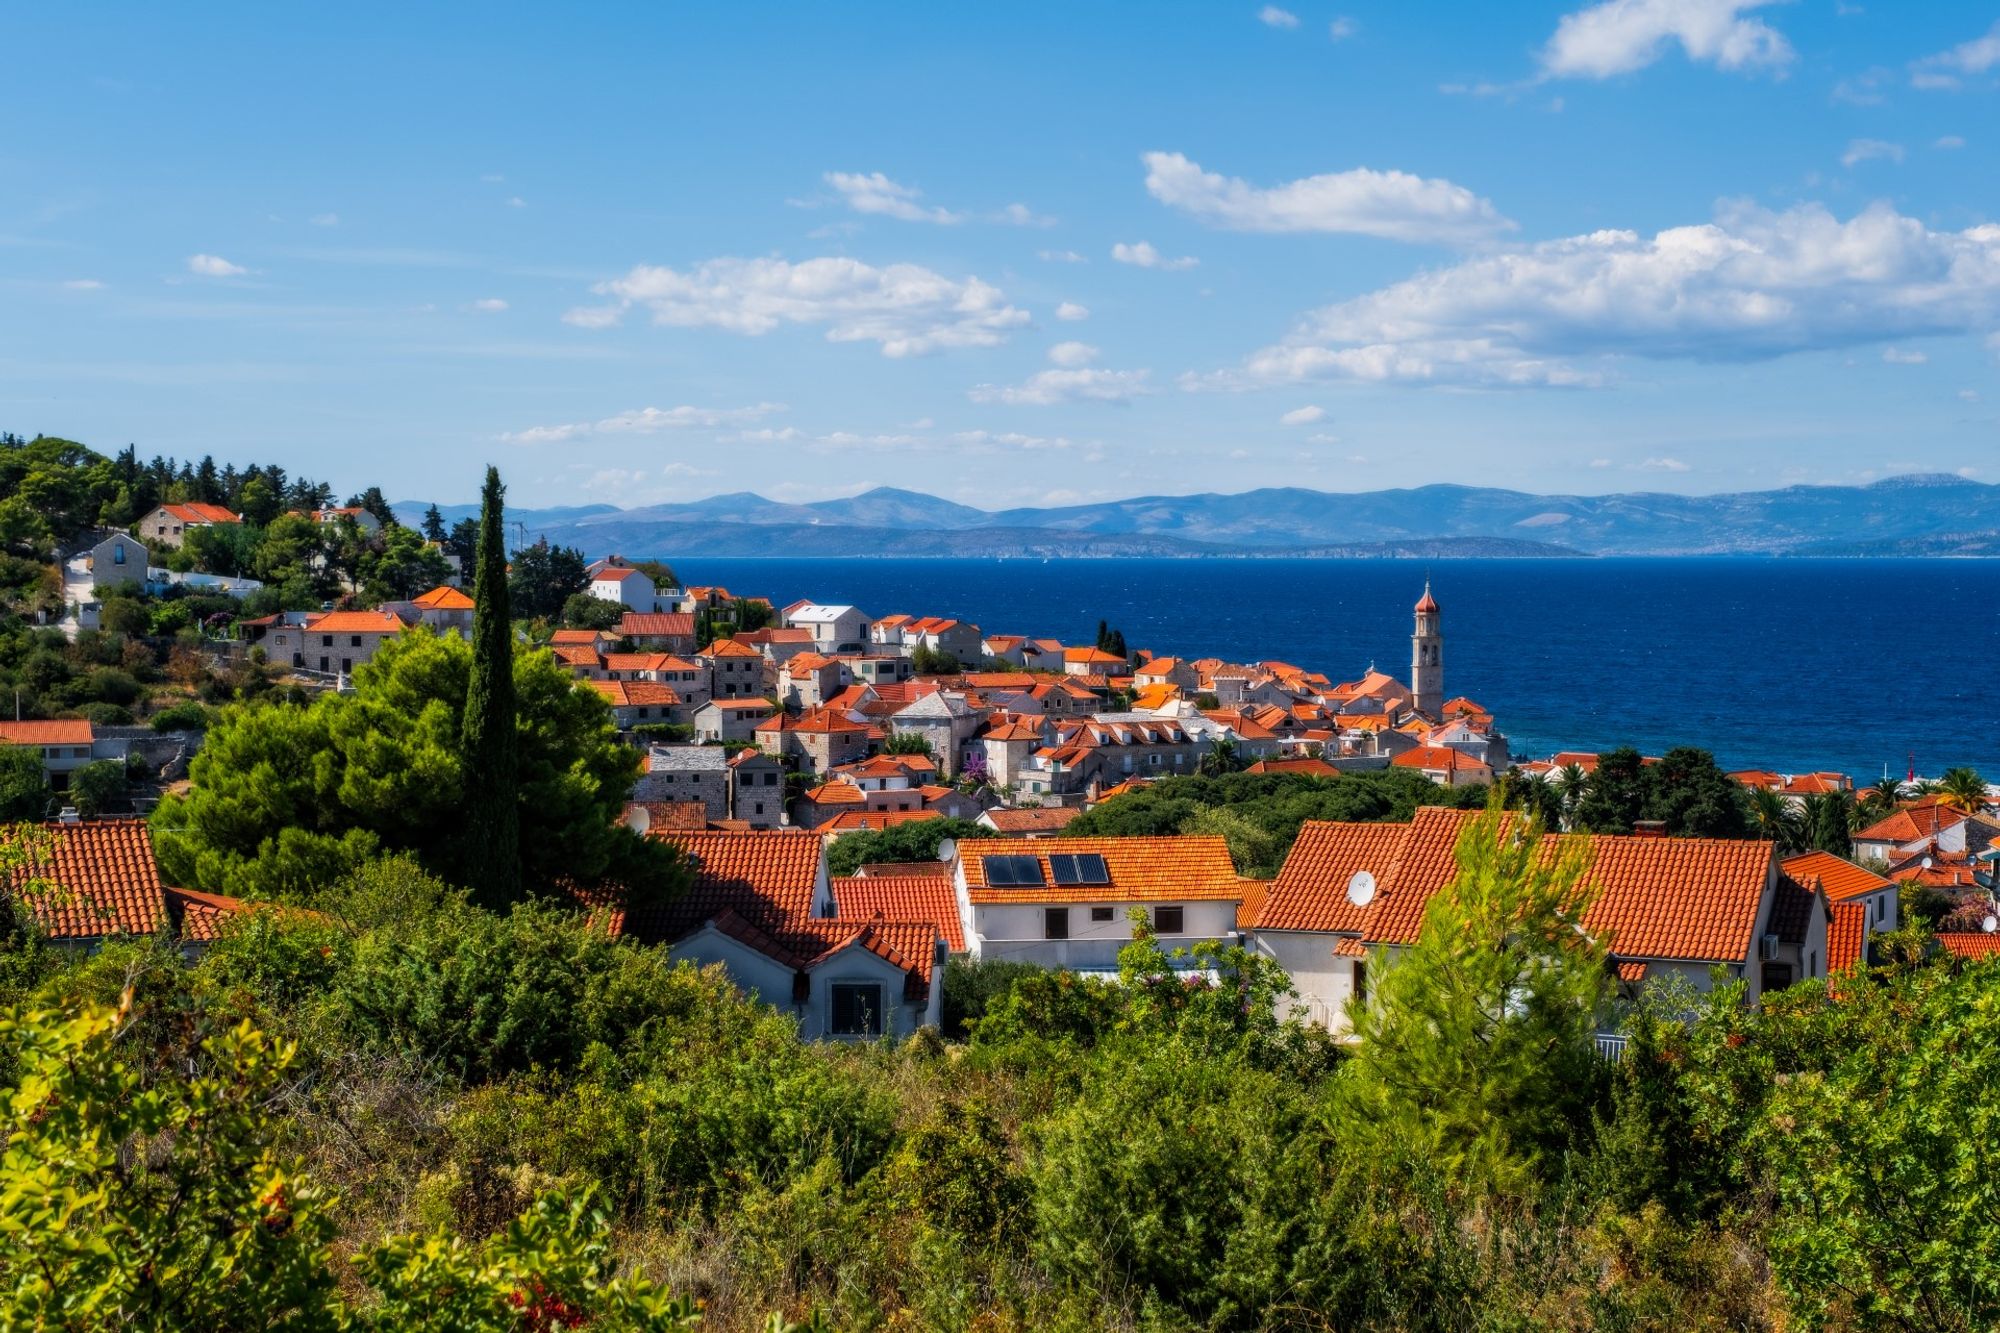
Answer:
1758 933 1780 961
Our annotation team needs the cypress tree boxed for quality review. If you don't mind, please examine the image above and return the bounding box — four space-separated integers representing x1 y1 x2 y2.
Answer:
461 465 521 904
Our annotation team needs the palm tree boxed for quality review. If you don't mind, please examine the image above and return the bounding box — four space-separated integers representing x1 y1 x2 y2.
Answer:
1746 786 1805 852
1937 766 1991 813
1199 736 1240 777
1856 781 1899 825
1553 762 1588 829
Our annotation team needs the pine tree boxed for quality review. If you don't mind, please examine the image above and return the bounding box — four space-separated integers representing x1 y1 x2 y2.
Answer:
421 504 447 544
460 466 521 904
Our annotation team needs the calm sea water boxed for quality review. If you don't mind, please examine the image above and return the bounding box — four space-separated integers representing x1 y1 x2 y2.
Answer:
674 557 2000 779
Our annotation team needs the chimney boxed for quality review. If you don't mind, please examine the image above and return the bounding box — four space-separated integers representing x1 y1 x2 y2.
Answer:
1631 820 1667 839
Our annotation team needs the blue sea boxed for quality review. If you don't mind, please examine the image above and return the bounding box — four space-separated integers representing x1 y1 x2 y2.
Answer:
673 557 2000 779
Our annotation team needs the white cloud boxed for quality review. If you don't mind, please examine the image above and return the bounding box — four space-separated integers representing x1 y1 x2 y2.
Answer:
187 253 246 277
1280 404 1326 425
561 305 624 329
467 297 509 313
1143 150 1514 245
1039 249 1088 263
1636 457 1691 472
579 255 1030 357
969 366 1154 405
309 213 339 227
1911 20 2000 90
1329 16 1358 40
503 402 786 444
996 202 1056 227
1841 138 1904 167
1259 6 1299 28
1589 457 1613 467
62 279 104 291
1882 346 1927 364
1047 340 1100 367
1056 301 1090 322
1960 388 1982 402
825 171 964 224
1197 200 2000 389
1936 135 1967 149
1540 0 1794 80
506 196 526 208
1112 240 1199 270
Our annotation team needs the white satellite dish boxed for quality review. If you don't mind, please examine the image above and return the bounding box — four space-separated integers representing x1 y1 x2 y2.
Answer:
1922 856 1935 871
1982 915 1998 935
1347 870 1377 907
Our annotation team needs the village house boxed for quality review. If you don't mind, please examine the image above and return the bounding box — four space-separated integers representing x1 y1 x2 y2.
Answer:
766 707 875 776
1781 849 1902 935
578 829 943 1038
311 506 383 534
588 679 682 731
978 715 1047 792
905 616 984 663
786 604 872 655
402 584 475 634
632 746 730 820
137 502 242 550
1248 808 1821 1036
86 532 148 590
0 720 124 787
617 612 697 655
587 559 670 611
975 806 1081 838
1390 744 1494 788
890 692 982 778
733 626 816 669
1852 800 1970 865
702 638 768 699
779 653 847 710
832 871 966 953
728 749 786 828
1 818 263 953
692 697 775 744
837 654 914 688
301 608 408 676
1063 646 1127 677
1134 656 1198 691
952 836 1247 973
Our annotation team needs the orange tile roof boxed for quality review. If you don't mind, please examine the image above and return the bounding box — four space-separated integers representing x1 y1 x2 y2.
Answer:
310 609 407 634
833 873 966 951
1063 646 1127 664
1827 900 1868 974
594 829 824 944
1780 851 1893 904
627 800 711 831
162 886 294 944
588 680 681 708
160 501 241 525
1235 877 1271 931
1937 932 2000 960
703 698 775 713
1264 810 1777 966
703 639 763 658
1245 758 1340 778
980 806 1081 834
820 810 942 834
962 835 1241 904
853 860 954 879
1854 805 1967 845
1391 745 1485 773
805 781 867 805
1257 820 1412 932
6 819 167 941
413 585 475 610
619 612 695 637
550 628 612 645
0 720 94 747
603 652 674 672
551 644 602 667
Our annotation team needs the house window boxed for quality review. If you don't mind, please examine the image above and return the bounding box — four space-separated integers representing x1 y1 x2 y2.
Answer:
1762 963 1795 991
830 982 884 1037
321 635 333 646
1044 907 1069 940
1354 959 1367 1008
1090 906 1113 923
350 635 362 647
112 545 125 565
1153 905 1184 934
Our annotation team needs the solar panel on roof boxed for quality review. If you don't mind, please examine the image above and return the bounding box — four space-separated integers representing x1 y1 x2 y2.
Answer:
982 854 1044 886
1048 852 1109 885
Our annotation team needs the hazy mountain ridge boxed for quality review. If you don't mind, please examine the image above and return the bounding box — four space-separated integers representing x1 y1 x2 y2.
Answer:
393 474 2000 559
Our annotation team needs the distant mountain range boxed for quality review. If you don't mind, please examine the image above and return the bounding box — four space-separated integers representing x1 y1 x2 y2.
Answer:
394 473 2000 560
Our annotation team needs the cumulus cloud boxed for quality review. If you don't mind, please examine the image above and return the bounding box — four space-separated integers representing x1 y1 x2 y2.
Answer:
575 256 1030 357
969 366 1154 406
1195 200 2000 389
1280 404 1326 425
503 402 786 444
1841 138 1904 167
1143 151 1513 245
1882 346 1927 364
1911 20 2000 90
1259 6 1299 28
187 253 247 277
1936 135 1967 149
824 171 964 224
1039 249 1087 263
1111 240 1199 270
1056 301 1090 321
1540 0 1793 80
996 202 1056 227
467 297 509 312
1046 340 1099 367
1329 16 1358 40
1636 457 1691 472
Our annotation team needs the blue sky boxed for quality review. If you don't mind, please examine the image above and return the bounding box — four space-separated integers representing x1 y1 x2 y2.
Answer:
3 1 1997 509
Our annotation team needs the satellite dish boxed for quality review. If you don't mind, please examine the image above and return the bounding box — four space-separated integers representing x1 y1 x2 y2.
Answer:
1923 856 1935 871
1983 915 1998 935
623 804 651 835
1346 870 1377 907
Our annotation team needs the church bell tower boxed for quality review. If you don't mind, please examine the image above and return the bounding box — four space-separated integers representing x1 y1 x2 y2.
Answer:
1411 581 1442 720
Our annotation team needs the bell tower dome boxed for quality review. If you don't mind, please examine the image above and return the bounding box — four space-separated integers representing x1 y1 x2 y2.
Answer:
1411 581 1442 719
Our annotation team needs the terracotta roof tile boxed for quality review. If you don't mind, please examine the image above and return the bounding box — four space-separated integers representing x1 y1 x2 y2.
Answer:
7 819 167 941
833 873 966 951
1827 900 1868 974
962 835 1241 904
1258 820 1411 932
413 585 475 610
1937 932 2000 960
310 609 407 634
590 829 824 945
618 613 696 637
820 809 942 833
980 806 1080 834
1780 851 1893 904
0 720 95 747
